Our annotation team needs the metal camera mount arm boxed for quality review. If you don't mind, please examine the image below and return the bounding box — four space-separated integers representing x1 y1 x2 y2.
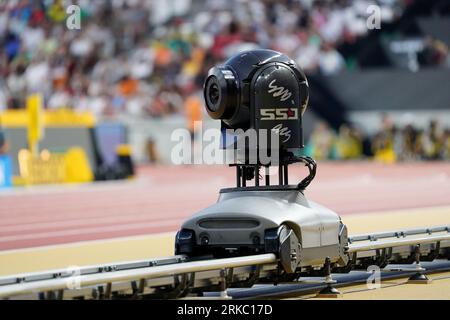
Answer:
229 154 317 191
282 155 317 191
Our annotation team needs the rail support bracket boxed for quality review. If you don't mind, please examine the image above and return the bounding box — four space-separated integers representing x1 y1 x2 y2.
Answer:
408 245 432 284
219 269 232 299
316 257 342 298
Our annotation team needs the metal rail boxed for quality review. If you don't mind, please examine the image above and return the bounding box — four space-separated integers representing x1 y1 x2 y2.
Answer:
0 254 276 299
229 260 450 299
349 225 450 243
0 225 449 300
348 234 450 253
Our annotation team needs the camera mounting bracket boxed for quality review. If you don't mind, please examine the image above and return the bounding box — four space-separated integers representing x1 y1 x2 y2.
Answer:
228 155 316 192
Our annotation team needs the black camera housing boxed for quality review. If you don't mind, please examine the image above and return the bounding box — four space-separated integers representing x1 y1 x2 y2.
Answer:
204 49 309 154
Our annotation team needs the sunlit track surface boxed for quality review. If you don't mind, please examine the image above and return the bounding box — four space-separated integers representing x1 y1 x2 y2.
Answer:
0 162 450 250
227 260 450 299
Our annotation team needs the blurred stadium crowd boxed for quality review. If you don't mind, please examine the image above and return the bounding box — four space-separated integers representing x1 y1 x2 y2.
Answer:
0 0 411 116
0 0 449 162
307 115 450 162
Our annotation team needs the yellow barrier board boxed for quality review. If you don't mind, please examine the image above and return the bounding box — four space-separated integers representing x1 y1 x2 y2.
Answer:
18 148 93 185
0 109 96 128
63 147 94 183
18 149 65 185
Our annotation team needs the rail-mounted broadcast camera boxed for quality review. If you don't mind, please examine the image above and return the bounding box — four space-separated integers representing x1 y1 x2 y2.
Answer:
176 50 349 278
204 49 315 187
204 49 308 150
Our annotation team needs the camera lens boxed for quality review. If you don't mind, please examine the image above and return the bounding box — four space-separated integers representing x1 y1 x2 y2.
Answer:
205 76 221 112
203 67 239 121
208 83 220 106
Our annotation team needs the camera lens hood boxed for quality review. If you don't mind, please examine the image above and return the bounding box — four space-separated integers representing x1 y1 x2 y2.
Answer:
204 67 239 120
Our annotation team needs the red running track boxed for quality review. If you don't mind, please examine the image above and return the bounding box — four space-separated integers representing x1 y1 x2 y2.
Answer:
0 162 450 251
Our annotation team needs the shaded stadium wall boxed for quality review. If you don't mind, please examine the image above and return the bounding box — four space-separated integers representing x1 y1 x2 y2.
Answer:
321 69 450 134
325 69 450 111
417 16 450 47
307 74 348 131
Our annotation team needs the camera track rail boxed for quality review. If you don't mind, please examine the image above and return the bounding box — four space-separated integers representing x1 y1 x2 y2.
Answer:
1 226 449 300
228 260 450 299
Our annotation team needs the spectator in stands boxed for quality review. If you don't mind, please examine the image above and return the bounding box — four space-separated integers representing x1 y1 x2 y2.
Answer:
146 138 160 164
318 42 346 75
418 36 450 67
372 114 397 163
396 124 420 161
422 120 444 160
47 86 72 109
335 124 362 160
211 20 243 59
6 64 26 109
443 129 450 160
354 126 373 158
309 121 335 160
